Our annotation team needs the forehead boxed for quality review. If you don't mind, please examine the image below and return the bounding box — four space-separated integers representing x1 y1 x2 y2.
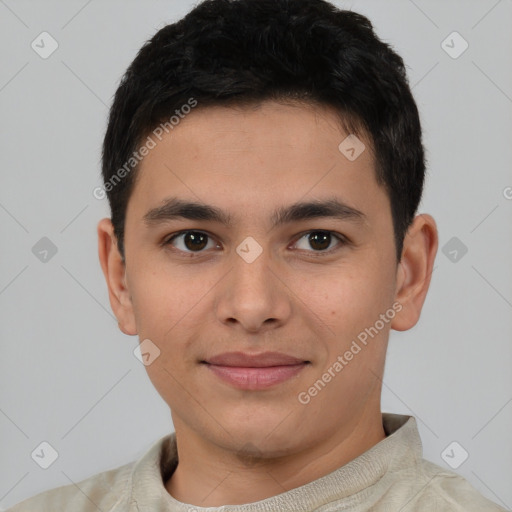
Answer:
128 100 386 223
152 100 369 160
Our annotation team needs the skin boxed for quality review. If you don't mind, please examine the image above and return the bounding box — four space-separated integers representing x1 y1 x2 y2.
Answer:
98 100 438 507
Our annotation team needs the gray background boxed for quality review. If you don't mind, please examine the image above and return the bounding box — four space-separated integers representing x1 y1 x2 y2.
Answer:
1 0 511 509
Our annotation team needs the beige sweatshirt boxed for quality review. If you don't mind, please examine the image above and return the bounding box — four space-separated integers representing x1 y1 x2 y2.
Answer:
6 413 507 511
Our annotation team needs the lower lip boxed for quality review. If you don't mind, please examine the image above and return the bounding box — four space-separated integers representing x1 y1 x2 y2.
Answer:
205 363 307 390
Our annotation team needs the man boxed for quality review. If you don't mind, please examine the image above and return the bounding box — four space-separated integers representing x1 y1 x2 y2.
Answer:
8 0 506 510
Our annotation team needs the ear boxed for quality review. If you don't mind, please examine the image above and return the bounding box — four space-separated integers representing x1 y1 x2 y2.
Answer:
391 214 438 331
97 218 138 336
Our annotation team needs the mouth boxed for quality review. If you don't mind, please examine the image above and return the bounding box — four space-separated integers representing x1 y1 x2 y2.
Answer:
201 351 311 390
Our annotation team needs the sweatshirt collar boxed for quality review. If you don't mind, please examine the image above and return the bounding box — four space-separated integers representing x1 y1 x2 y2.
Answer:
131 413 422 512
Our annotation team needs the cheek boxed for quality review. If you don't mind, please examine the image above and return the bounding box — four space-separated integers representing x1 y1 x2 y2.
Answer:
299 258 395 345
127 257 212 338
126 261 221 395
128 263 211 408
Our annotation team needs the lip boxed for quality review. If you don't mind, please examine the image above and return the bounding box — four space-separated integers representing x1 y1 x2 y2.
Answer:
205 351 307 367
202 351 310 390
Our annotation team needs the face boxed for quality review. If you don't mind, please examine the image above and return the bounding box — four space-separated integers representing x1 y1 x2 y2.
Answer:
111 101 407 456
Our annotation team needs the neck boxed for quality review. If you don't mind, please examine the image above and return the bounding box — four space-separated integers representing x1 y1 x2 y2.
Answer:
165 408 386 507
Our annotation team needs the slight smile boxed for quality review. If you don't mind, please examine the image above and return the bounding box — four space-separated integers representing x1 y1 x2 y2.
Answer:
201 351 311 390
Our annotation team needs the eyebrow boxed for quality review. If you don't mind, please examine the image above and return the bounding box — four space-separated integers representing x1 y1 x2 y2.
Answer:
143 197 366 228
271 198 366 226
144 198 232 226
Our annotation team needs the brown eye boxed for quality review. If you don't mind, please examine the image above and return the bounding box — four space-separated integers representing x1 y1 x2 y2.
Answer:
183 231 208 251
166 231 216 252
308 231 332 251
293 230 345 253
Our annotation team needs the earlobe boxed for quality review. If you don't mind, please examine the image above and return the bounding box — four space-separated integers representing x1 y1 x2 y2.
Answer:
391 214 438 332
97 218 138 336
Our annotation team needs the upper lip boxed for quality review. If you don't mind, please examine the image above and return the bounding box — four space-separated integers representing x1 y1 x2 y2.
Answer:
204 351 308 367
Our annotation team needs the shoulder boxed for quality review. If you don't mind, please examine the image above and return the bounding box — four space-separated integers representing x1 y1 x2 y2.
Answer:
6 434 174 512
409 458 507 511
5 461 135 512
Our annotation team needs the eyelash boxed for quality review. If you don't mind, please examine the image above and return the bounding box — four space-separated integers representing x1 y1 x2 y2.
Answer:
163 230 349 257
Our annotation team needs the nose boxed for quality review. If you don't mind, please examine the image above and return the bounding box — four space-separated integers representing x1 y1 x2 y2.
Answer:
214 242 292 334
